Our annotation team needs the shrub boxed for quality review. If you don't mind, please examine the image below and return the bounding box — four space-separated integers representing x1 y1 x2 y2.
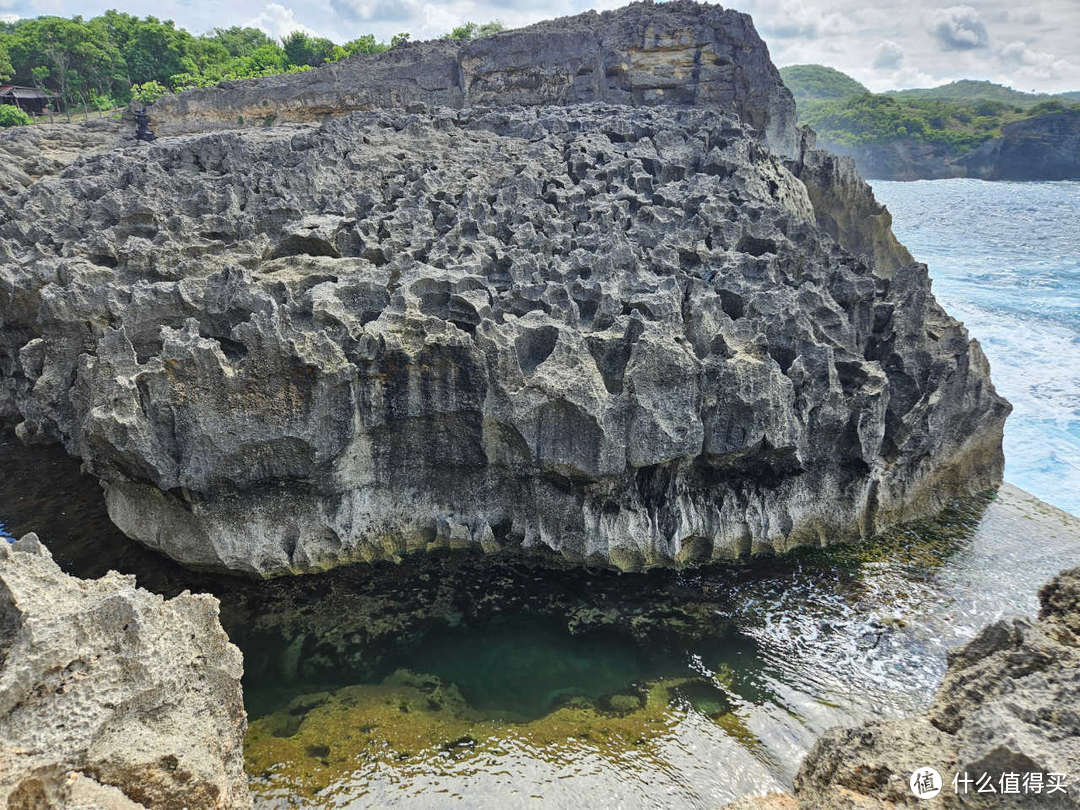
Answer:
131 81 168 105
0 105 32 127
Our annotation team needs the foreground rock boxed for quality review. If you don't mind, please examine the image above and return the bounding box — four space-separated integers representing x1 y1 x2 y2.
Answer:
0 100 1008 576
0 1 1007 577
0 534 251 809
0 119 124 197
790 565 1080 808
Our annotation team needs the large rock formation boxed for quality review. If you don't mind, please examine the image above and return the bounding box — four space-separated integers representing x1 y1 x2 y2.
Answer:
0 99 1008 576
149 0 798 159
0 534 251 808
148 1 909 274
789 566 1080 808
959 110 1080 181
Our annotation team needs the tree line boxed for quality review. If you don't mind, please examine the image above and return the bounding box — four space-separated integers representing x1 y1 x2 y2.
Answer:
0 13 504 114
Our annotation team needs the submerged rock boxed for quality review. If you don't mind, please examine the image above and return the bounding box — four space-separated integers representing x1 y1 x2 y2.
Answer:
0 535 251 809
792 566 1080 808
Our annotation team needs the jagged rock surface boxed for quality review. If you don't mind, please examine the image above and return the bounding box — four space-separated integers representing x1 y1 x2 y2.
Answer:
0 534 251 809
0 119 124 198
146 0 910 274
0 104 1008 576
793 567 1080 808
149 0 798 159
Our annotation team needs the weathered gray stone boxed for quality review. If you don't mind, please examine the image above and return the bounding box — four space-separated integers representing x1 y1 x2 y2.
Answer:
0 537 251 809
0 119 124 198
0 102 1009 576
794 567 1080 808
150 0 798 159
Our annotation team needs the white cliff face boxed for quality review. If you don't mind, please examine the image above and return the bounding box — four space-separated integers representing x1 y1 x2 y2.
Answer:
0 101 1008 577
0 534 251 809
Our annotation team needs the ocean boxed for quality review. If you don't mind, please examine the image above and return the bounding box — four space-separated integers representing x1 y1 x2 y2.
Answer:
873 179 1080 516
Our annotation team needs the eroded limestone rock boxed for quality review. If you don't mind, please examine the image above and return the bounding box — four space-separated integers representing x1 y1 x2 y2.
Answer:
149 0 798 159
0 103 1009 576
0 535 251 809
794 567 1080 808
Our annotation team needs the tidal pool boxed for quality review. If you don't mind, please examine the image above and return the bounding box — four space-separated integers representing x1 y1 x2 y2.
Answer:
3 433 1079 808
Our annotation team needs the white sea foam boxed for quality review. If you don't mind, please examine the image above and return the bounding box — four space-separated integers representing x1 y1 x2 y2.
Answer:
873 179 1080 515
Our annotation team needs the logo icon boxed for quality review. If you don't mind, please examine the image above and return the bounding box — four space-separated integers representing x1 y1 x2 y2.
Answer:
910 767 943 799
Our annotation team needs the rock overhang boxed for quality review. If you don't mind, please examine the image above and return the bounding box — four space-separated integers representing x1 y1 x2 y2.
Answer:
0 102 1010 576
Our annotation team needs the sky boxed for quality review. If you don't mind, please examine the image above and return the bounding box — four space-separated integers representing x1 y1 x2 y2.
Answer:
1 0 1077 94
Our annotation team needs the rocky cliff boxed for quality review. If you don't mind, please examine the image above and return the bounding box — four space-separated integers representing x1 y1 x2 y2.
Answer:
0 2 1009 577
817 110 1080 181
149 0 798 159
0 534 251 808
959 110 1080 181
0 99 1008 576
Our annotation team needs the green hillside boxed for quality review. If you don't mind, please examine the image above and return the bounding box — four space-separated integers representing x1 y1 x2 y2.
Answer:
886 79 1075 109
780 65 1080 154
778 64 868 101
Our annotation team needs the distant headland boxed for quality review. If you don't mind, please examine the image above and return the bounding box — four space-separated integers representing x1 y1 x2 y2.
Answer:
780 65 1080 180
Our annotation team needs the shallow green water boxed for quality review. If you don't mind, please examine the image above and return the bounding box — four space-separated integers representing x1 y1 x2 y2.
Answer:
3 433 1080 808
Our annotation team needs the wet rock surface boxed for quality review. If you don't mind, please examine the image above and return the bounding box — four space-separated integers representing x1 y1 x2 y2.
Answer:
0 535 251 809
0 99 1008 576
792 566 1080 808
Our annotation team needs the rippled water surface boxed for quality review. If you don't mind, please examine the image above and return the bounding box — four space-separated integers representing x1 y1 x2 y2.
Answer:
873 180 1080 515
3 436 1079 808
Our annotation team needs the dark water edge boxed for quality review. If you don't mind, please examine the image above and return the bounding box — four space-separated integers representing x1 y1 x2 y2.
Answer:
4 432 1080 808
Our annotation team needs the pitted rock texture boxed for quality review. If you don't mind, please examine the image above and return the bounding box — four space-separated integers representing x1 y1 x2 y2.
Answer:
145 0 910 275
0 104 1008 576
0 119 124 198
149 0 798 159
792 566 1080 809
0 534 251 809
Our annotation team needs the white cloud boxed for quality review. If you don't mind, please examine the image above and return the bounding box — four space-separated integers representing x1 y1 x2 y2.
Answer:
1000 40 1077 85
248 3 321 39
0 11 19 21
929 5 989 51
873 40 904 70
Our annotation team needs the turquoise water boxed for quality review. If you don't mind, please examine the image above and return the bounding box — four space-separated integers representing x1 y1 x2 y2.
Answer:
873 180 1080 515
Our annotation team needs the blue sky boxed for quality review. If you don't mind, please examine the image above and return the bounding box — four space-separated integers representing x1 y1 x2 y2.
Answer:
2 0 1077 93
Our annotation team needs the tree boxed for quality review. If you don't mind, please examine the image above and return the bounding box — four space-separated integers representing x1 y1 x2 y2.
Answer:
0 105 33 127
281 31 337 67
207 26 275 58
0 42 12 80
121 17 195 84
443 20 503 41
132 79 167 104
443 22 478 41
391 32 410 48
